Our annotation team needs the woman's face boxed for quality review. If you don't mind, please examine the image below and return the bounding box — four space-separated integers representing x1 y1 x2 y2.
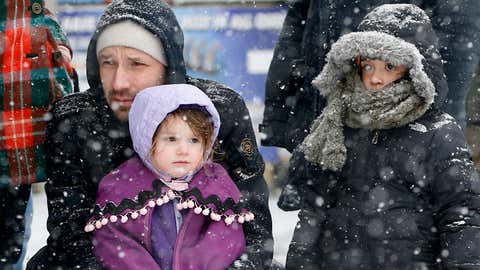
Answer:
360 58 408 91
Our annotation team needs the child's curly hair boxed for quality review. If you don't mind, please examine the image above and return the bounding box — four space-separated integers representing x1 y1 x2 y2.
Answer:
150 107 220 160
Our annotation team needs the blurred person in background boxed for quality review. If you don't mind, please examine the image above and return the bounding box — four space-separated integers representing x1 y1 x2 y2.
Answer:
0 1 74 269
27 1 273 269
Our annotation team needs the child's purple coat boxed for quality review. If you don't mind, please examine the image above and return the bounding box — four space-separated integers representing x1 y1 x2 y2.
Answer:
90 85 246 270
92 156 246 270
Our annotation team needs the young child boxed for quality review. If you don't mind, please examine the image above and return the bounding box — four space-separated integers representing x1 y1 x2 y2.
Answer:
84 84 254 270
286 4 480 270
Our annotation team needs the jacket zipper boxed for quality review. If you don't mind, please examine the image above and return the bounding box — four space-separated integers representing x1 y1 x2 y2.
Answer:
172 211 191 270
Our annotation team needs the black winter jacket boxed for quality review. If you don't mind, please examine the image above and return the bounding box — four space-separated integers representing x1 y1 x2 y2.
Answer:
27 1 272 269
261 0 480 152
289 112 480 269
466 67 480 171
285 4 480 270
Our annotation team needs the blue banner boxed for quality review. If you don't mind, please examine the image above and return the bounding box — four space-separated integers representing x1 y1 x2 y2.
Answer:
175 7 286 100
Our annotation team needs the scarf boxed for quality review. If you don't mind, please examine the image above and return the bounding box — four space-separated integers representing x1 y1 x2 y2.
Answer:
300 76 432 171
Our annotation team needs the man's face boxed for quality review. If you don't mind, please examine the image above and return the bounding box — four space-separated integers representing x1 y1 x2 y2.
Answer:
360 59 407 91
99 46 167 121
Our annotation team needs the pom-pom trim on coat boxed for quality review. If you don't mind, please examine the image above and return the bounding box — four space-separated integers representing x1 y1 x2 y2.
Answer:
85 180 254 232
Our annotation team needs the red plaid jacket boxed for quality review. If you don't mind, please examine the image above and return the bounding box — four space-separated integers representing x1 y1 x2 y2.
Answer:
0 0 73 186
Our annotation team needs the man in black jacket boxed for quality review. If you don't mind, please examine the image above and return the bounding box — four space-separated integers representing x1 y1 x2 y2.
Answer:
27 1 273 269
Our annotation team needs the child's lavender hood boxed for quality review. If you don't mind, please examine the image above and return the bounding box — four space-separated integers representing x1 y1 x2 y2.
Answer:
129 84 221 183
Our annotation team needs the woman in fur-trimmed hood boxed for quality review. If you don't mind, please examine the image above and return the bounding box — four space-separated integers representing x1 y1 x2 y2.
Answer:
286 4 480 270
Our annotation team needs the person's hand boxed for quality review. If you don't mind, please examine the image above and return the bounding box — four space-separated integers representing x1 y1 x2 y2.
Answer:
58 45 72 64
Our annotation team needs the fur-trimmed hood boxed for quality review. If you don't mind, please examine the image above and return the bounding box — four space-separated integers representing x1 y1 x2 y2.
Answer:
301 4 447 171
313 4 447 110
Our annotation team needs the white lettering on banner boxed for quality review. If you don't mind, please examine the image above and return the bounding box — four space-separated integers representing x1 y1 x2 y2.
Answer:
254 11 287 30
211 14 229 30
177 10 285 32
60 16 97 33
179 14 211 31
229 14 253 31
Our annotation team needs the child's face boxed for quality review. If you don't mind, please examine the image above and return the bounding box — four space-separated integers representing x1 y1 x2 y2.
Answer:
151 116 205 178
360 59 407 91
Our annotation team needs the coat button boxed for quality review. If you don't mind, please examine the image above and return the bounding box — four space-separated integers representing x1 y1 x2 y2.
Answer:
31 3 43 15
